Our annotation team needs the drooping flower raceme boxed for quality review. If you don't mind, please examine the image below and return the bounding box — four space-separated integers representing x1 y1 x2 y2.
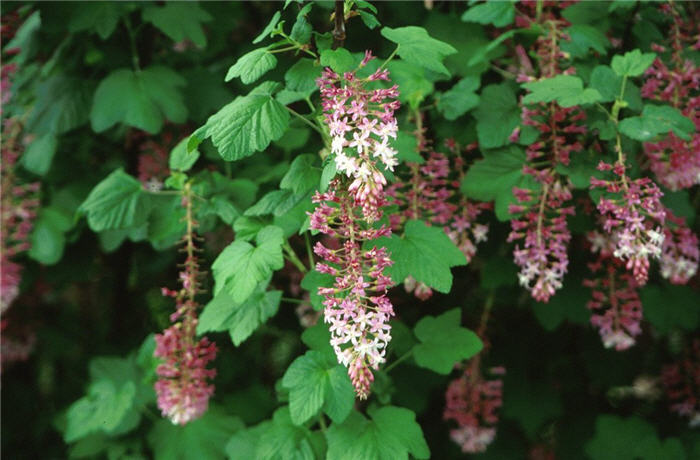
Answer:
444 365 505 453
661 339 700 427
310 52 398 399
660 210 699 285
584 231 643 351
1 118 39 314
590 160 666 286
387 139 490 300
154 185 217 425
642 2 700 191
317 50 400 223
508 5 586 303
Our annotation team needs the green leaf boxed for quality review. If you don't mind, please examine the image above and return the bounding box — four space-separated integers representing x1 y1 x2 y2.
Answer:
301 270 334 311
169 138 200 172
375 220 466 293
228 408 322 460
285 58 321 93
91 67 187 134
63 354 152 443
381 26 457 77
412 308 483 374
68 2 123 39
225 48 277 85
522 75 602 108
290 4 312 44
253 11 282 45
245 189 307 217
461 145 533 221
589 65 642 109
301 322 336 363
27 75 92 135
20 133 57 176
611 49 656 78
320 48 356 74
359 11 380 30
78 169 149 232
532 283 590 330
142 2 212 48
437 76 480 120
585 415 685 460
189 82 289 161
473 83 520 149
461 0 515 27
326 406 430 460
64 380 137 443
640 285 700 335
212 226 285 303
280 154 321 194
387 60 434 109
502 377 563 439
561 24 610 58
281 350 354 425
618 104 695 141
28 207 72 265
197 287 282 346
392 130 423 164
148 405 243 460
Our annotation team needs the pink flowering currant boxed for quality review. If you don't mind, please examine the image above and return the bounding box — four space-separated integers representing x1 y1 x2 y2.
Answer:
310 51 399 399
387 134 490 300
583 230 643 351
508 3 585 303
660 210 699 285
641 2 700 191
153 184 217 425
444 364 505 453
661 339 700 427
590 160 666 286
1 117 40 314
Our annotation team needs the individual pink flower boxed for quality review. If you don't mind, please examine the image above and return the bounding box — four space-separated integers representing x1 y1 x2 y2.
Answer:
154 187 217 425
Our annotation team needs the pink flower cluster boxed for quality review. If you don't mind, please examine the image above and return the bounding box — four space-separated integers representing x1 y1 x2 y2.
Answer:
153 192 217 425
642 2 700 191
508 9 586 303
660 210 699 285
310 181 394 399
1 119 40 314
661 339 700 427
444 365 505 453
590 161 666 286
310 51 400 399
317 50 400 223
387 140 490 300
584 231 643 351
509 178 573 303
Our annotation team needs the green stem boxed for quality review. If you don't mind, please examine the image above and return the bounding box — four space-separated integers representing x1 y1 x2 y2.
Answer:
124 16 141 72
285 106 325 136
283 242 308 273
385 348 413 373
282 297 306 305
305 232 315 270
318 414 327 433
378 45 399 72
